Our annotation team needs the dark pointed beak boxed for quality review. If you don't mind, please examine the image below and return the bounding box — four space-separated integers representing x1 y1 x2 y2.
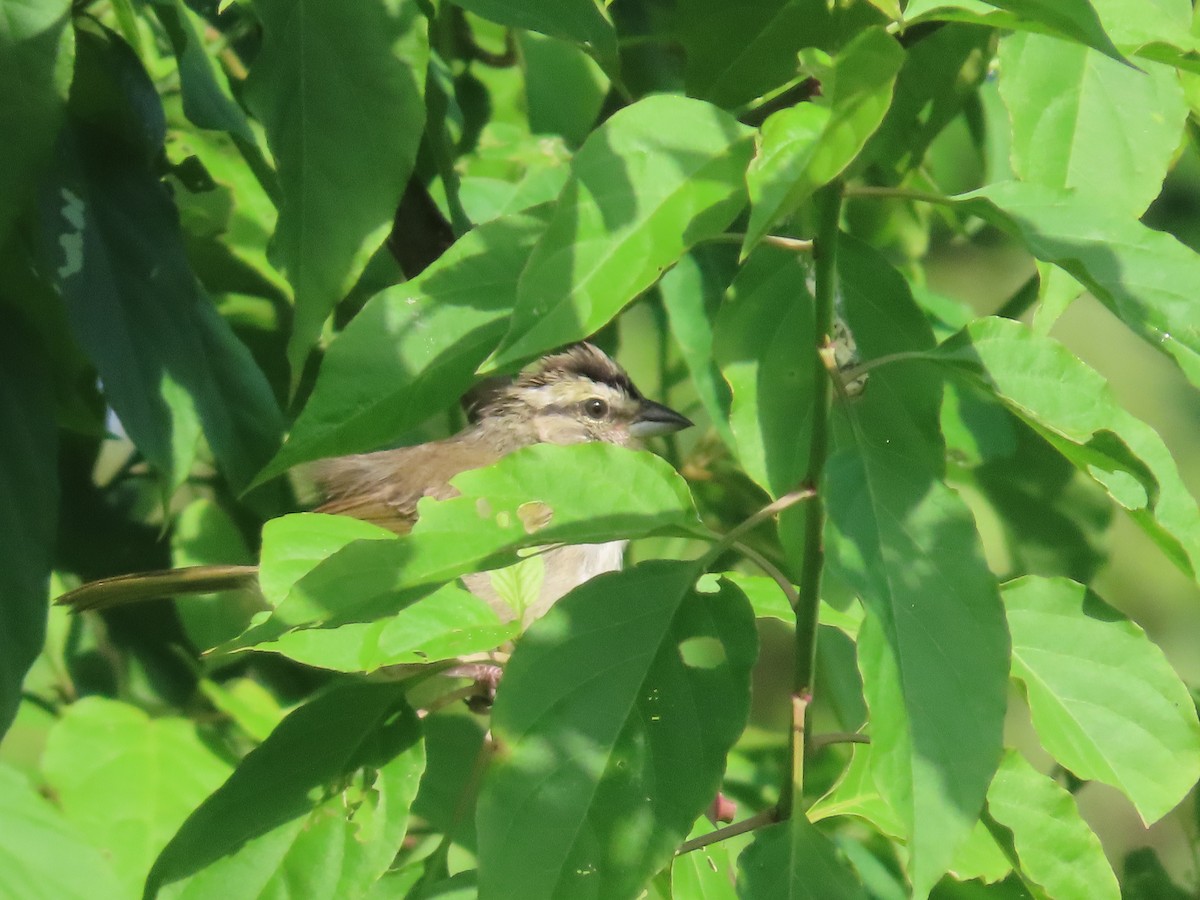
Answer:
630 399 694 438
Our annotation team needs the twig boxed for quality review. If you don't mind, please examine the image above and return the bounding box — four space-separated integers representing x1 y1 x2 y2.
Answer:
676 807 780 856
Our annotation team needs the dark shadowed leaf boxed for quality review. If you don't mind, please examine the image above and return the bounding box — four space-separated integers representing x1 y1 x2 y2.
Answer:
490 95 753 367
147 0 254 141
37 28 282 493
824 239 1008 897
714 245 814 496
738 818 867 899
148 682 424 898
244 0 429 380
0 320 56 739
445 0 617 74
476 563 756 899
0 0 73 244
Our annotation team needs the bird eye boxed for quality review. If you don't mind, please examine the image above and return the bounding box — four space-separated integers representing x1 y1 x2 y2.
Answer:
584 398 609 419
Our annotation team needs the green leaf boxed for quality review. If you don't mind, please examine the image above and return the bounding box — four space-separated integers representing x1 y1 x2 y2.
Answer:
257 513 398 607
933 317 1200 578
971 417 1113 583
678 0 886 110
1002 576 1200 824
489 95 754 367
41 697 235 897
250 581 518 672
0 763 123 900
170 498 259 653
148 0 254 141
864 23 994 179
998 33 1184 218
1121 847 1194 900
0 319 57 739
519 31 609 146
714 245 814 496
244 0 429 381
658 245 737 449
986 750 1119 900
253 444 702 633
737 818 867 900
744 28 904 254
825 239 1009 898
444 0 617 74
954 181 1200 392
148 682 423 898
671 820 737 900
903 0 1126 63
255 211 547 482
0 0 73 244
476 563 757 898
37 28 283 494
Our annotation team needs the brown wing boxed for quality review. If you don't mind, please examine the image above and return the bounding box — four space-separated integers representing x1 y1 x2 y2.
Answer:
310 437 503 534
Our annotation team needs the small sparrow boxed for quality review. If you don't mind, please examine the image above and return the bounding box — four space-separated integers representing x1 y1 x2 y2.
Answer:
58 343 693 627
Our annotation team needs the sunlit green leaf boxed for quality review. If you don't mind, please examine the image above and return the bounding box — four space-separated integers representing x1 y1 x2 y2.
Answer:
149 682 423 898
1002 576 1200 824
250 444 702 635
256 211 547 482
42 698 234 897
477 563 756 898
0 763 123 900
251 582 517 672
903 0 1125 61
953 181 1200 394
744 28 904 254
987 750 1119 900
245 0 429 381
490 95 753 367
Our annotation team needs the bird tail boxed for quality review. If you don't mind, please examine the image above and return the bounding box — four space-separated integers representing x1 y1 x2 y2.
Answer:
56 565 260 612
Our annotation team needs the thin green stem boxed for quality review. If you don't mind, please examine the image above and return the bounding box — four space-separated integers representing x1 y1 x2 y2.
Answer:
782 179 843 819
701 487 817 567
837 350 934 384
844 184 949 205
707 233 814 253
731 541 798 610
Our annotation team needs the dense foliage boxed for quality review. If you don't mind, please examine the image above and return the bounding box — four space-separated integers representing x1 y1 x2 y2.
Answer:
4 0 1200 897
